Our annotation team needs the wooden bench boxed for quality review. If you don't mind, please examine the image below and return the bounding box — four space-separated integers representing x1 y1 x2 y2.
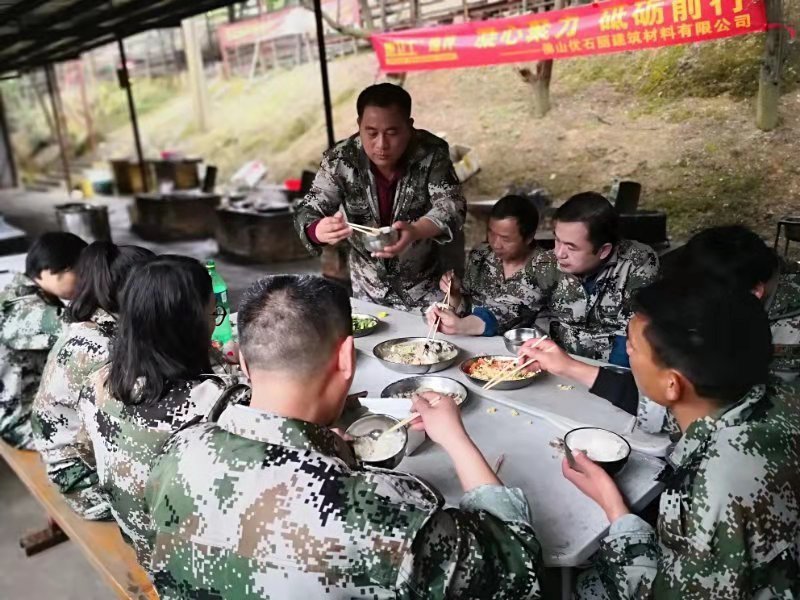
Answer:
0 441 157 600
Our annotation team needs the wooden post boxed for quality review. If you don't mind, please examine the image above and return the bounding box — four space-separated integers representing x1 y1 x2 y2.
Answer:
181 18 210 132
78 56 96 155
380 0 387 29
44 64 72 192
756 0 784 131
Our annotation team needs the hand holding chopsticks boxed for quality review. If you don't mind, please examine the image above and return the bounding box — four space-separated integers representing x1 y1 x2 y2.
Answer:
482 336 549 391
428 280 452 344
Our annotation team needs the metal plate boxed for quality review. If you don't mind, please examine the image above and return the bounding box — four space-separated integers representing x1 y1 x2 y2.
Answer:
381 375 469 405
373 337 460 374
352 313 379 338
459 355 540 391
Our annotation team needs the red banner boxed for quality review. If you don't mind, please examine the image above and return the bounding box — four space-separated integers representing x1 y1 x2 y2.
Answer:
371 0 767 72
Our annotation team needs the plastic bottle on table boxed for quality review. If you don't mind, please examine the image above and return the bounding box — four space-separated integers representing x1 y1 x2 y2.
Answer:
206 259 233 346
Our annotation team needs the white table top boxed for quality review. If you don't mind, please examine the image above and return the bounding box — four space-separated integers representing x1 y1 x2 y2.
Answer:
349 299 665 567
0 253 26 290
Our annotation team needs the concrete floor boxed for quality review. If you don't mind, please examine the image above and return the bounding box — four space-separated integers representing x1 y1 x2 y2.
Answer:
0 187 321 598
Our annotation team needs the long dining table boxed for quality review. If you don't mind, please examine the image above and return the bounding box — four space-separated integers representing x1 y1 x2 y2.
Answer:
347 298 667 597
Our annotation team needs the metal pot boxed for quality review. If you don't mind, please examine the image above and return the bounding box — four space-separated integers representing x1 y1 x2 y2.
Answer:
346 414 408 469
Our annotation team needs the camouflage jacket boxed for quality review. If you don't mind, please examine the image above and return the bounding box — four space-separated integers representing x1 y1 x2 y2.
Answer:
32 308 116 520
145 404 543 599
460 243 553 334
293 130 466 311
544 240 659 361
79 368 235 565
581 381 800 599
0 273 65 449
767 260 800 378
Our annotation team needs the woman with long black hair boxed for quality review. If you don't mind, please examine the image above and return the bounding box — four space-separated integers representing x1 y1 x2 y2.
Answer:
79 255 238 566
33 241 153 520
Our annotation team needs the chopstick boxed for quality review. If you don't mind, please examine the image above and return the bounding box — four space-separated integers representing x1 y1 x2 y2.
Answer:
346 221 382 236
481 336 548 390
493 453 505 475
483 359 543 392
428 281 452 345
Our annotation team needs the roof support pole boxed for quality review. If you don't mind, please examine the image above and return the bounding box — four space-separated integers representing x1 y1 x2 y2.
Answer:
44 63 72 192
117 38 149 192
313 0 335 149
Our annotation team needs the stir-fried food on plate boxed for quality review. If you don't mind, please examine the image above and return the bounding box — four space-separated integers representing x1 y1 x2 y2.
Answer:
466 357 537 382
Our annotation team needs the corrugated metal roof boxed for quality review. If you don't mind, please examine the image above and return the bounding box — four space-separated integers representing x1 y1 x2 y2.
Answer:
0 0 240 75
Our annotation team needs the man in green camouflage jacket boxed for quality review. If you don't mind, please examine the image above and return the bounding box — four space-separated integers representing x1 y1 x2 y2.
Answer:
0 232 85 449
544 192 658 365
293 84 465 311
426 195 553 336
146 275 543 599
565 278 800 599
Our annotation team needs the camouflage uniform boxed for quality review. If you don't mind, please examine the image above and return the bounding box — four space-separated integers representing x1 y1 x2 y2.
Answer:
79 368 240 566
145 404 543 599
767 260 800 380
31 308 116 520
579 380 800 599
544 240 659 361
459 243 552 334
0 273 65 449
294 130 466 311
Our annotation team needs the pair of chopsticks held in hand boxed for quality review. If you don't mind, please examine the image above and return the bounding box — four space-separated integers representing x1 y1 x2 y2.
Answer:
482 336 550 391
346 221 382 237
425 280 452 345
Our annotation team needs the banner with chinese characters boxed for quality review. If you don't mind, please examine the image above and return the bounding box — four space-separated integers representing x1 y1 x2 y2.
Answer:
370 0 767 72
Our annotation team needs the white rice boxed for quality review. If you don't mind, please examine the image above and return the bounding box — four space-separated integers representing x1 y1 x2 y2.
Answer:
566 429 628 462
353 429 406 462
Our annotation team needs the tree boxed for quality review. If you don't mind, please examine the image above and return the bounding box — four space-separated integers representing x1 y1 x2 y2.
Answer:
756 0 785 130
515 0 565 118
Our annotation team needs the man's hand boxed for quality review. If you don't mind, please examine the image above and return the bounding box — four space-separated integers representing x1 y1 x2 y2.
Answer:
409 392 469 450
371 221 419 259
425 305 485 336
439 270 462 309
518 338 572 376
562 451 630 523
517 338 601 388
315 213 352 245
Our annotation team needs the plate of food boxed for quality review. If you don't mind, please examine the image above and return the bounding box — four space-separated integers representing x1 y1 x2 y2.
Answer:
373 337 460 374
352 313 379 338
381 375 468 406
460 355 540 390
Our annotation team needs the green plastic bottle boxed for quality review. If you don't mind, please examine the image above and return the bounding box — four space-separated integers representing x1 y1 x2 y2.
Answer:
207 259 233 345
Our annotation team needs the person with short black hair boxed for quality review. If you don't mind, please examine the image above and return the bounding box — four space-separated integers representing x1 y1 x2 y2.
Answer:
0 231 87 448
146 274 544 599
294 83 466 311
545 192 659 366
562 278 800 599
426 195 552 335
665 224 800 380
33 242 153 520
79 255 243 567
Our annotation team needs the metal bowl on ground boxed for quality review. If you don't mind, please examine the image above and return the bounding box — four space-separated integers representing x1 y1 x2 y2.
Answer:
352 313 379 338
373 337 460 374
364 227 399 252
503 326 547 355
564 427 631 476
346 414 408 469
381 376 469 406
460 355 540 391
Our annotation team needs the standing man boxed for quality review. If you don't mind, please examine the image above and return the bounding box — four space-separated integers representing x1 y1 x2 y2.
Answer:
544 192 659 365
294 83 466 311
